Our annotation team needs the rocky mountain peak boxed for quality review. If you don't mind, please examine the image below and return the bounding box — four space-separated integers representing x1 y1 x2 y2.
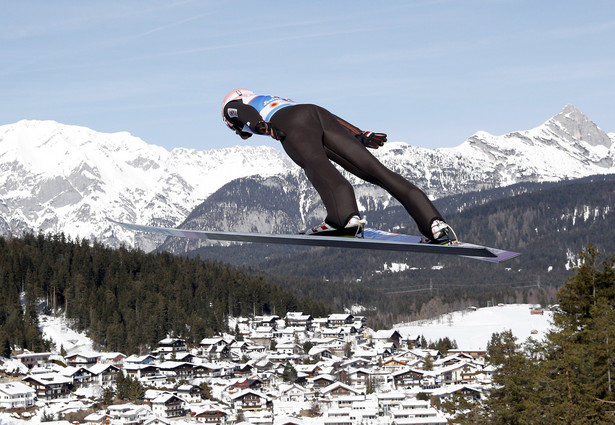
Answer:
545 104 612 148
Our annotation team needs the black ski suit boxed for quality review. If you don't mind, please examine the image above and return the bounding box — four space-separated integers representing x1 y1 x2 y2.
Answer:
222 99 444 240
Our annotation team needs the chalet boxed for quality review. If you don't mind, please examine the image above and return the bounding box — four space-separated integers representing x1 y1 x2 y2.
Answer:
88 363 120 387
392 368 425 388
59 366 95 388
230 389 272 410
157 338 187 354
327 314 354 327
232 378 263 391
295 364 321 378
322 327 346 339
14 352 52 369
431 384 483 403
375 391 407 409
172 352 196 363
107 404 151 424
98 352 126 368
250 326 275 347
124 363 160 380
66 351 100 367
278 383 307 403
233 363 255 379
434 353 475 368
157 361 195 380
203 344 231 360
320 382 359 398
437 361 482 385
347 368 372 386
340 358 373 369
276 342 302 355
251 315 280 330
23 373 72 400
192 405 228 424
447 349 487 359
200 337 227 351
150 393 186 418
383 357 408 370
285 312 313 330
371 329 403 350
175 384 202 404
309 374 337 389
84 411 113 423
125 354 156 364
404 334 422 348
0 382 36 409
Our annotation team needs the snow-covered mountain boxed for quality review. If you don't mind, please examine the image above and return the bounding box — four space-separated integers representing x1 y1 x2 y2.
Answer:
0 120 294 250
368 104 615 197
0 105 613 249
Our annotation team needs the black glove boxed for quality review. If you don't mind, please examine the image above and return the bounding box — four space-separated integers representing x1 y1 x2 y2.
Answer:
255 121 286 141
235 128 253 140
355 131 387 149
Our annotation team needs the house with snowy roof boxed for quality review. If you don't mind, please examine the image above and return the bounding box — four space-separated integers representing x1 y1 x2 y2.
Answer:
435 361 483 385
319 381 360 398
98 352 126 367
65 351 100 367
14 352 52 369
392 367 426 389
59 366 95 388
308 373 337 389
150 392 186 418
88 363 120 387
0 381 36 409
191 404 229 424
371 329 403 350
230 389 272 410
106 403 152 424
278 383 307 402
327 314 354 327
23 373 72 400
125 354 156 364
156 338 187 354
174 384 202 404
285 312 313 329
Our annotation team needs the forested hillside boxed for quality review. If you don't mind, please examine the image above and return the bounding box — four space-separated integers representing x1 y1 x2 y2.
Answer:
0 234 329 355
185 175 615 326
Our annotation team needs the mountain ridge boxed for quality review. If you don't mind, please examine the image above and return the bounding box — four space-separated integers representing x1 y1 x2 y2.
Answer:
0 105 613 249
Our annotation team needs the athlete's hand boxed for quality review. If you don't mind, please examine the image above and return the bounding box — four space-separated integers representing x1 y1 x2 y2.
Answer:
356 131 387 149
235 129 253 140
255 121 286 141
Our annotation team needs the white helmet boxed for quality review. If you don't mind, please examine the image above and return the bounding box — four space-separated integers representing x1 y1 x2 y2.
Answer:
221 88 254 117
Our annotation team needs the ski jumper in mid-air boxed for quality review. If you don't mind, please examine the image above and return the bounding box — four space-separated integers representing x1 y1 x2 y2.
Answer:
221 88 453 241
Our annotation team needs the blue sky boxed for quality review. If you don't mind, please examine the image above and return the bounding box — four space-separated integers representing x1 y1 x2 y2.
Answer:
2 0 614 151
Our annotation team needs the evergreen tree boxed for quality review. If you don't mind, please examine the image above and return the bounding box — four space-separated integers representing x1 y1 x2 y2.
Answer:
0 330 11 358
450 245 615 424
281 362 297 383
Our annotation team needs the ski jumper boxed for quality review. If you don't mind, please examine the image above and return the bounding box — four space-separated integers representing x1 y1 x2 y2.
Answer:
222 94 445 240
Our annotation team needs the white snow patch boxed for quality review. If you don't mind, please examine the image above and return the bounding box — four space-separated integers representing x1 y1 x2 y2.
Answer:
39 314 94 355
394 304 553 350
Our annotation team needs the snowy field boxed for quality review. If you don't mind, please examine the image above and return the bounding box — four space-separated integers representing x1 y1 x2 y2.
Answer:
394 304 554 350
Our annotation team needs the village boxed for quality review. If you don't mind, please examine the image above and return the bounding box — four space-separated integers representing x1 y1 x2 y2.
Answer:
0 310 504 425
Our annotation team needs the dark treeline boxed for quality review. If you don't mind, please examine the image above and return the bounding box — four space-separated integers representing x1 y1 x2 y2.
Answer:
0 233 329 355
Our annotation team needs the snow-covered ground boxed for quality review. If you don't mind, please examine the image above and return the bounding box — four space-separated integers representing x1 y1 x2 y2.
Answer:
395 304 554 350
39 314 93 355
